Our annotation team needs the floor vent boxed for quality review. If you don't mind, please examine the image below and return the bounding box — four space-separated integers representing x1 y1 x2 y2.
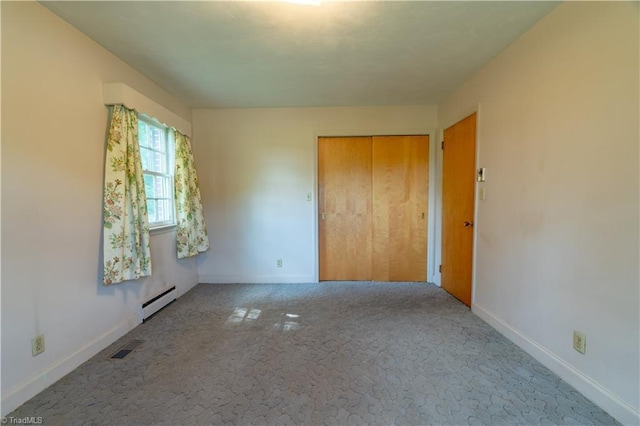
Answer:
139 286 177 322
110 339 143 359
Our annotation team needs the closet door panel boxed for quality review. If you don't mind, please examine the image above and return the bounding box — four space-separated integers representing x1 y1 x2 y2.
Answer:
318 137 373 280
372 135 429 281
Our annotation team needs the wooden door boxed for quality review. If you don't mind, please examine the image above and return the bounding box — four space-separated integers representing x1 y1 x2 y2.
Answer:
318 137 372 280
442 113 477 306
372 136 429 281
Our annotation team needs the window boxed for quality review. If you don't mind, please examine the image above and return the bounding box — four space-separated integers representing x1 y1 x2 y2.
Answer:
138 117 174 228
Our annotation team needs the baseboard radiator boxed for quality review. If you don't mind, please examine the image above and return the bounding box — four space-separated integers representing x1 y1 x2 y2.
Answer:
138 286 177 322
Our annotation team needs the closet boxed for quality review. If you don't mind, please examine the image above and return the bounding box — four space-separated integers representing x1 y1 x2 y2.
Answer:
318 135 429 281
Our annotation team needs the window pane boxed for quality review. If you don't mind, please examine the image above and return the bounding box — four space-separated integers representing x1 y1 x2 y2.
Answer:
157 199 166 223
144 174 155 198
167 176 173 199
147 198 157 224
164 199 173 222
140 148 168 174
154 175 161 198
162 175 171 198
152 175 165 198
140 147 149 171
150 150 166 174
138 121 167 173
138 118 174 227
138 121 150 148
151 127 165 153
154 175 163 198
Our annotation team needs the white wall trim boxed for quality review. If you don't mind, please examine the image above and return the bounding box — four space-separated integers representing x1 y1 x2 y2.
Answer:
0 313 140 416
426 130 438 284
473 303 640 426
199 275 316 284
103 83 192 137
471 106 481 305
430 128 443 286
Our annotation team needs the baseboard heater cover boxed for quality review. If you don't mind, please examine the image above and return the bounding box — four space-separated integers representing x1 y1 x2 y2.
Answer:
138 286 177 322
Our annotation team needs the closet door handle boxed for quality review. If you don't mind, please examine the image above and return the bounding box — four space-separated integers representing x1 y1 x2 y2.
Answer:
321 212 326 220
463 221 474 227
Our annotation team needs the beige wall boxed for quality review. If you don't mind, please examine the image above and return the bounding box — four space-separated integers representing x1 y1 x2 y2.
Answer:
192 106 438 283
1 2 197 414
439 2 639 423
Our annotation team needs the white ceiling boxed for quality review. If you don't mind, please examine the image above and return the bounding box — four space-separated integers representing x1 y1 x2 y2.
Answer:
42 1 558 109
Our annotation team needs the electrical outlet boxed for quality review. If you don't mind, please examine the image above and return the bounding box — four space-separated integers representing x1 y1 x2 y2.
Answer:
277 259 283 268
573 330 586 354
32 334 45 356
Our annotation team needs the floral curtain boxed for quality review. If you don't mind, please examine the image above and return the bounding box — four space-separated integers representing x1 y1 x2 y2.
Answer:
174 130 210 259
102 105 152 285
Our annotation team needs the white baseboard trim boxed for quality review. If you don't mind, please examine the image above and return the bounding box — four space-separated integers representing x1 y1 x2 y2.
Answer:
472 303 639 426
199 274 316 284
1 314 140 416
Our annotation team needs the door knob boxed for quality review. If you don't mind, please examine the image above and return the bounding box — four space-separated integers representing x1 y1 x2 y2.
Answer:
463 221 474 227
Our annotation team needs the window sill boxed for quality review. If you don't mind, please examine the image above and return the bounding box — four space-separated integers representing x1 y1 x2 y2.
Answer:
150 224 176 236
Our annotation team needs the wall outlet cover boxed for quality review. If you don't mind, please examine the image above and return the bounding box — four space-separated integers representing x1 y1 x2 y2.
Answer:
32 334 45 356
573 330 586 354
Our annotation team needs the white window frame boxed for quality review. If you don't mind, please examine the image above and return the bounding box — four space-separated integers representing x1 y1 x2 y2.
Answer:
138 115 175 229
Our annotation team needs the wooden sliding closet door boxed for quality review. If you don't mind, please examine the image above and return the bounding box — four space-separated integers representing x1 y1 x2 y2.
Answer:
318 137 373 280
372 136 429 281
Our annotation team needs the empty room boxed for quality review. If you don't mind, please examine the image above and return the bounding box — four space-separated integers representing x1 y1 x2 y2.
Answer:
1 1 638 425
